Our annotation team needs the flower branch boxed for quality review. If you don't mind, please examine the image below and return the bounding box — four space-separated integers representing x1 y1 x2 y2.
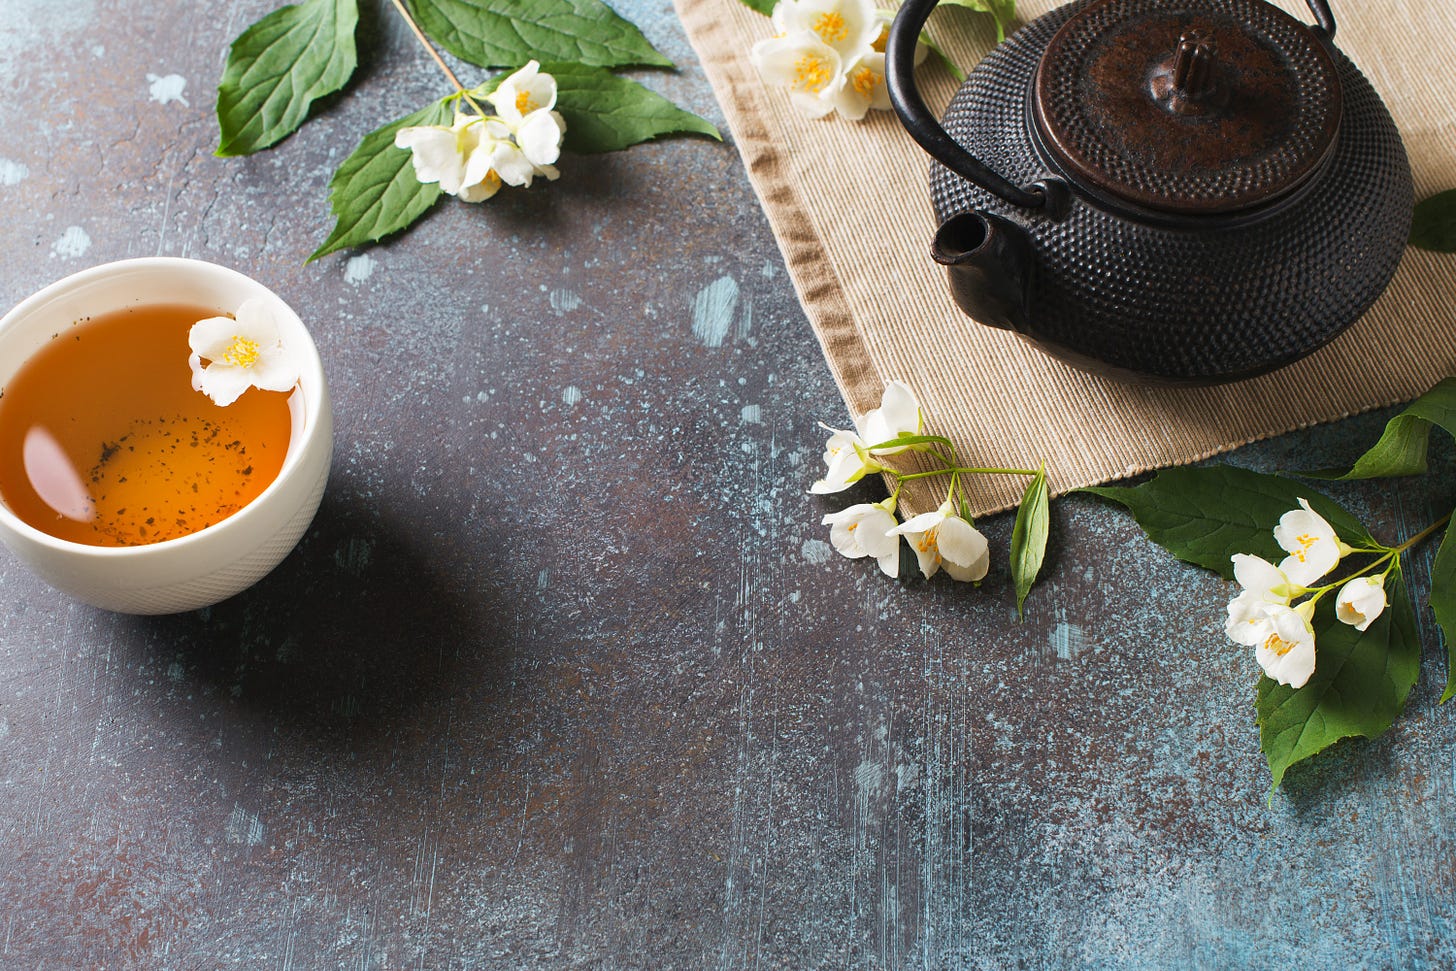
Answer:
214 0 721 261
812 380 1050 607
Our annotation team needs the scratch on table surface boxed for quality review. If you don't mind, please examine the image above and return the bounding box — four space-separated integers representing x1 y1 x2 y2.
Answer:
549 288 582 314
1049 616 1086 661
225 803 265 846
916 620 974 968
692 276 738 348
410 825 440 923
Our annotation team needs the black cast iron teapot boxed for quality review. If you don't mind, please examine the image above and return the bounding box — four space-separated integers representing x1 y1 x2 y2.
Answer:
885 0 1412 384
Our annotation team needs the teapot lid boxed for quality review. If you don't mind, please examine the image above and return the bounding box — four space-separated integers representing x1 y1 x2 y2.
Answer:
1032 0 1342 216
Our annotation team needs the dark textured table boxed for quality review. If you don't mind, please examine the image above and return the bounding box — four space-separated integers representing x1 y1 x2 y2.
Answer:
3 1 1455 967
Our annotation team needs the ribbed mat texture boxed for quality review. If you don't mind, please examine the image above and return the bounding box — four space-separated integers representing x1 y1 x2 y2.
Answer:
673 0 1456 515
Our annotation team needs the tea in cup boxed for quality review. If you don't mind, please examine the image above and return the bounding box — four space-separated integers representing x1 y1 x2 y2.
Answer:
0 258 332 614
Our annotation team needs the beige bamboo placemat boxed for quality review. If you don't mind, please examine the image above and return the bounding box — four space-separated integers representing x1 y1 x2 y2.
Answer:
673 0 1456 515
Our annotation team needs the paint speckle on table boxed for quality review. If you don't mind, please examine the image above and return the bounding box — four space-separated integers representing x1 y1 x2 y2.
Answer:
0 0 93 74
691 275 738 348
801 539 833 565
50 226 90 259
741 404 762 424
0 159 27 185
344 253 376 285
562 385 582 406
550 289 582 313
146 73 189 106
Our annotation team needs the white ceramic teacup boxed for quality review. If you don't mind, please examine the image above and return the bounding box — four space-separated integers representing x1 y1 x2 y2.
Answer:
0 258 332 614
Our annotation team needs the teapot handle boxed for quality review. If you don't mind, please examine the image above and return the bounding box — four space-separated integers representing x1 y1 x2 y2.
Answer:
885 0 1338 209
885 0 1050 212
1304 0 1336 40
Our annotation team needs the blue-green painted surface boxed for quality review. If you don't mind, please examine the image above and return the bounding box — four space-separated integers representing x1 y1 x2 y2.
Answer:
0 1 1452 967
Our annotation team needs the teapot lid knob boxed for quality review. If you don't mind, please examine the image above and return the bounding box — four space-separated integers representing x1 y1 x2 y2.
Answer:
1032 0 1342 216
1171 32 1215 99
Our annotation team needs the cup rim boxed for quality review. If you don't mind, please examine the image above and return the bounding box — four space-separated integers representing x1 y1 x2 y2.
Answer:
0 257 328 559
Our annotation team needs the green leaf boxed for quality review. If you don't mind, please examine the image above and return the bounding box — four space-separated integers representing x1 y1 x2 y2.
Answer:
1010 468 1049 615
308 99 453 262
1307 377 1456 480
408 0 672 70
1256 575 1420 790
920 31 967 84
477 63 720 152
938 0 1016 42
1081 466 1373 580
734 0 776 13
1433 526 1456 703
1410 188 1456 253
216 0 359 157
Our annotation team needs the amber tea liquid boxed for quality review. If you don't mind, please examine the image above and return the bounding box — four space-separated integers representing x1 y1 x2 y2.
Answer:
0 304 295 547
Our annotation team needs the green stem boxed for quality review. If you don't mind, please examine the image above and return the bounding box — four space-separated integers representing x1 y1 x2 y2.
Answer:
1391 510 1453 555
389 0 489 118
1310 510 1453 592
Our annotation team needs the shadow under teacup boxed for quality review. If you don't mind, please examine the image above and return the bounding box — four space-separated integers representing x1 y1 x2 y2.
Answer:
0 258 332 614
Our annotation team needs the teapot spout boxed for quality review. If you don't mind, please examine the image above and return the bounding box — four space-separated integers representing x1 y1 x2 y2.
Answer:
932 211 1032 331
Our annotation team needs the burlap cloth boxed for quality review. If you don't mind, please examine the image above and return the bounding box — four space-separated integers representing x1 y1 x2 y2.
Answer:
673 0 1456 515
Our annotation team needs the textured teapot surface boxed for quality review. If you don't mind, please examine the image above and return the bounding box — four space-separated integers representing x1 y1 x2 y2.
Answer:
891 0 1413 384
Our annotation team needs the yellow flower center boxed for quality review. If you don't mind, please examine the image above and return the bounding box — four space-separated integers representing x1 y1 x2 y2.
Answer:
813 11 849 43
1263 631 1297 658
1289 533 1318 562
851 65 880 98
223 335 261 369
515 90 538 115
795 53 833 92
872 24 889 53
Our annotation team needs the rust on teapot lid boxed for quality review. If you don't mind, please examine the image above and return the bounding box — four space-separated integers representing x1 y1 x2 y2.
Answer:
1032 0 1342 216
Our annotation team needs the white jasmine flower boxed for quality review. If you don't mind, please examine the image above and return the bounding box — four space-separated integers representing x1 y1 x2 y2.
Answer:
394 111 504 202
1253 600 1317 689
823 502 900 577
1225 553 1301 646
750 33 845 119
809 424 877 494
833 50 890 120
483 61 567 179
857 380 923 453
188 298 301 407
771 0 879 60
888 501 989 581
1335 576 1387 631
486 60 558 126
514 110 566 171
869 9 929 64
476 122 555 189
753 0 913 120
1273 497 1350 586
